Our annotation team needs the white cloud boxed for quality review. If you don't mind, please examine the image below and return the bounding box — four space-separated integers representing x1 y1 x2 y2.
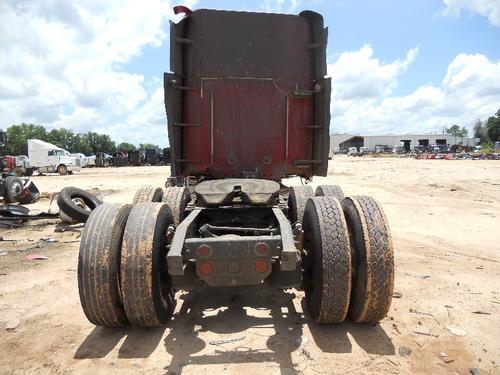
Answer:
0 0 197 146
443 0 500 26
331 45 418 101
261 0 301 13
330 47 500 135
96 87 168 145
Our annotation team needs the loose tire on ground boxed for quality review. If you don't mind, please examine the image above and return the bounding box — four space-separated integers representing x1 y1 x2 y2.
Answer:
132 186 163 205
288 185 314 224
302 196 352 323
78 203 131 326
57 187 103 223
162 186 190 225
315 185 345 201
3 176 23 203
121 203 175 327
342 196 394 323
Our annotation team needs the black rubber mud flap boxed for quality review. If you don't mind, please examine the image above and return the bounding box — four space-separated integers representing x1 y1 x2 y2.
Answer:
121 203 175 327
315 185 345 201
57 187 103 223
78 203 131 326
132 186 163 205
342 196 394 323
303 196 351 323
162 186 190 226
288 185 314 224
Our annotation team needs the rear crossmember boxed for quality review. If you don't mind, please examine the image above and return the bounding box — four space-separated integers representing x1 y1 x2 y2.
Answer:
167 207 301 289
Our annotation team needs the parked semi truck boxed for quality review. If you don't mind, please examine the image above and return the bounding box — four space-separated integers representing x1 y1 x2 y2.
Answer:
27 139 80 175
78 7 394 327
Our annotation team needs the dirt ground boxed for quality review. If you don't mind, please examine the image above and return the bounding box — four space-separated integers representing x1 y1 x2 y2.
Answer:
0 155 499 374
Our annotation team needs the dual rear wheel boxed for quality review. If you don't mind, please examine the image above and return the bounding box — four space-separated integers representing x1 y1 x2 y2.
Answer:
78 186 188 327
79 184 393 327
301 190 394 324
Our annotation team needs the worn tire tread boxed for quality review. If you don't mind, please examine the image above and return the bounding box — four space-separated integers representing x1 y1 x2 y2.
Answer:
121 203 174 327
78 203 131 326
315 185 345 201
132 186 163 205
288 185 315 224
303 196 351 323
342 196 394 323
161 187 189 226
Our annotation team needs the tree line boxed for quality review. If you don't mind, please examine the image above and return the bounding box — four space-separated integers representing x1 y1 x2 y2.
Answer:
443 108 499 147
3 123 160 156
473 109 500 146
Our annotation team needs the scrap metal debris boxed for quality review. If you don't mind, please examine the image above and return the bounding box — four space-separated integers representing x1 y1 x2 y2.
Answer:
208 336 245 345
0 236 16 242
5 319 20 330
398 346 412 357
447 326 467 337
439 352 455 364
25 254 48 261
414 331 439 338
40 237 57 243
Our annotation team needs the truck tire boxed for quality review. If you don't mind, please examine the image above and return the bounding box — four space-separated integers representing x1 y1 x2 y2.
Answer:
315 185 345 201
302 196 351 323
132 186 163 205
3 176 24 203
121 203 175 326
341 196 394 323
57 164 68 175
288 185 314 224
162 186 190 225
78 204 131 326
57 187 103 223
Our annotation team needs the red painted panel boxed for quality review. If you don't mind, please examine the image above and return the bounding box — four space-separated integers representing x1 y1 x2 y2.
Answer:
182 79 313 179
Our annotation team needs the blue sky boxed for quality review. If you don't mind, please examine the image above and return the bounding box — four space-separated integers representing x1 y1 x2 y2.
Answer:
1 0 499 146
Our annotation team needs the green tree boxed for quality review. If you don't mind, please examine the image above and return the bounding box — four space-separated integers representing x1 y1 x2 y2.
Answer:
138 143 159 151
486 109 500 143
117 142 137 152
83 132 116 153
5 123 47 155
46 128 75 151
473 119 490 144
446 124 468 139
72 134 93 154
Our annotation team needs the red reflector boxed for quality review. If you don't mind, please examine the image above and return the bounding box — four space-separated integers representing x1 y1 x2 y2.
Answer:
199 261 214 276
255 259 269 273
256 242 268 254
197 245 210 257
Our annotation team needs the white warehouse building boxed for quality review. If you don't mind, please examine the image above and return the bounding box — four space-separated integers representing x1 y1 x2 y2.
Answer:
330 133 479 152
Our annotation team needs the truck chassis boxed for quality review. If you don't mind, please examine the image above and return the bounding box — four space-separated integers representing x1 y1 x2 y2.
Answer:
77 7 394 328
